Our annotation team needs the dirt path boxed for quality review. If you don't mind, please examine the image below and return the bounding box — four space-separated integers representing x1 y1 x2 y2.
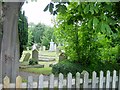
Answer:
19 71 58 82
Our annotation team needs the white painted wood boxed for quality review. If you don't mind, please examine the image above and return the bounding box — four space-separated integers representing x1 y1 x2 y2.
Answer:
3 76 10 89
112 70 117 89
38 74 43 90
92 71 97 88
49 74 54 89
16 76 22 88
67 73 72 89
118 70 120 90
99 71 104 88
27 76 33 90
0 84 3 90
106 70 111 88
1 70 120 89
58 73 64 89
76 72 80 89
83 71 89 88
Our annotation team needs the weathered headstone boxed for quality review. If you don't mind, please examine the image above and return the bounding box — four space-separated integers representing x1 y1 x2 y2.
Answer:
59 52 67 61
39 47 42 51
32 49 38 61
54 44 57 51
23 53 31 61
43 46 46 51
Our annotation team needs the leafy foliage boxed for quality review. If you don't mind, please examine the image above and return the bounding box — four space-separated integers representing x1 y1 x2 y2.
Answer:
28 23 56 48
29 59 38 65
52 60 119 76
52 2 120 66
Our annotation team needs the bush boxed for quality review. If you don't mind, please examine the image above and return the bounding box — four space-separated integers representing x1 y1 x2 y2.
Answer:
52 60 120 77
29 59 38 65
52 60 82 76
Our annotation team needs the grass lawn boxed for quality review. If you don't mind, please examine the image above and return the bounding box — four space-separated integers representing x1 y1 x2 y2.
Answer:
20 67 52 75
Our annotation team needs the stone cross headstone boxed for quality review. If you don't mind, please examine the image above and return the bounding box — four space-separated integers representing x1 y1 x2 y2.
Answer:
32 49 38 61
23 53 31 61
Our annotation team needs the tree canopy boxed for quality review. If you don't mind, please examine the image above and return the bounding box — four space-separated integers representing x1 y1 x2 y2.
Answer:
45 2 120 66
28 23 56 49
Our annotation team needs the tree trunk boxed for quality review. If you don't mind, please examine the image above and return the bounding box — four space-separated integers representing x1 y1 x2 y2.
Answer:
0 2 23 83
0 1 3 84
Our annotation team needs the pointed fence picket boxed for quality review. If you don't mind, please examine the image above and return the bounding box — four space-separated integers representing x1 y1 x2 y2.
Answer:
1 70 120 89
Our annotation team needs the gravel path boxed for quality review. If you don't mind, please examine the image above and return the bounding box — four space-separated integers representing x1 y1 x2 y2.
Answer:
19 71 58 82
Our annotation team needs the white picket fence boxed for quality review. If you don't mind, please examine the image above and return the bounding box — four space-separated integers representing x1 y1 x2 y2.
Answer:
0 70 120 89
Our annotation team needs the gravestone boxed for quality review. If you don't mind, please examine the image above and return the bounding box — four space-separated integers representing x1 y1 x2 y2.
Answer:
49 39 54 51
32 49 38 61
32 43 37 50
39 47 42 51
23 53 31 61
54 44 57 51
59 52 67 61
43 46 46 51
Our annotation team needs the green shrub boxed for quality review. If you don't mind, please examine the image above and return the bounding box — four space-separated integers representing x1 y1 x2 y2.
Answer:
29 59 38 65
52 60 82 76
52 60 120 77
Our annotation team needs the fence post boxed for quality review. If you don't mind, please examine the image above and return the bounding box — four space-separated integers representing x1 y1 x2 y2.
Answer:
83 71 89 89
67 73 72 90
16 76 22 89
3 76 10 89
76 72 80 89
99 71 104 88
38 74 44 90
58 73 64 90
106 70 111 88
49 74 54 90
118 70 120 90
92 71 97 88
112 70 117 89
27 76 33 90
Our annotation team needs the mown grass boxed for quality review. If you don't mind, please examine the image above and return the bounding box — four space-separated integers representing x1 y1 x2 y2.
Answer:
20 67 52 75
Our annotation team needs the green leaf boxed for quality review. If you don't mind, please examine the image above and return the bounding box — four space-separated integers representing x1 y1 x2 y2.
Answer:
94 7 98 13
105 24 112 35
44 4 49 12
93 17 99 27
57 5 67 14
84 5 89 14
89 4 94 14
88 19 93 28
96 22 101 33
49 3 54 14
101 22 106 34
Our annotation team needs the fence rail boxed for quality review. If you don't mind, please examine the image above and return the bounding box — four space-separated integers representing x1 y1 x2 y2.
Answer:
0 70 120 89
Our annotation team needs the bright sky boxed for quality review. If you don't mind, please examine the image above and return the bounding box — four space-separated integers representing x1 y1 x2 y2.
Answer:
22 0 54 27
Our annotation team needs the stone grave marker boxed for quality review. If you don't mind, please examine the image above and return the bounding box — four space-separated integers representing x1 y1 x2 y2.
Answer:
22 53 31 61
43 46 46 51
49 39 54 51
32 49 38 61
54 44 57 51
59 52 67 62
